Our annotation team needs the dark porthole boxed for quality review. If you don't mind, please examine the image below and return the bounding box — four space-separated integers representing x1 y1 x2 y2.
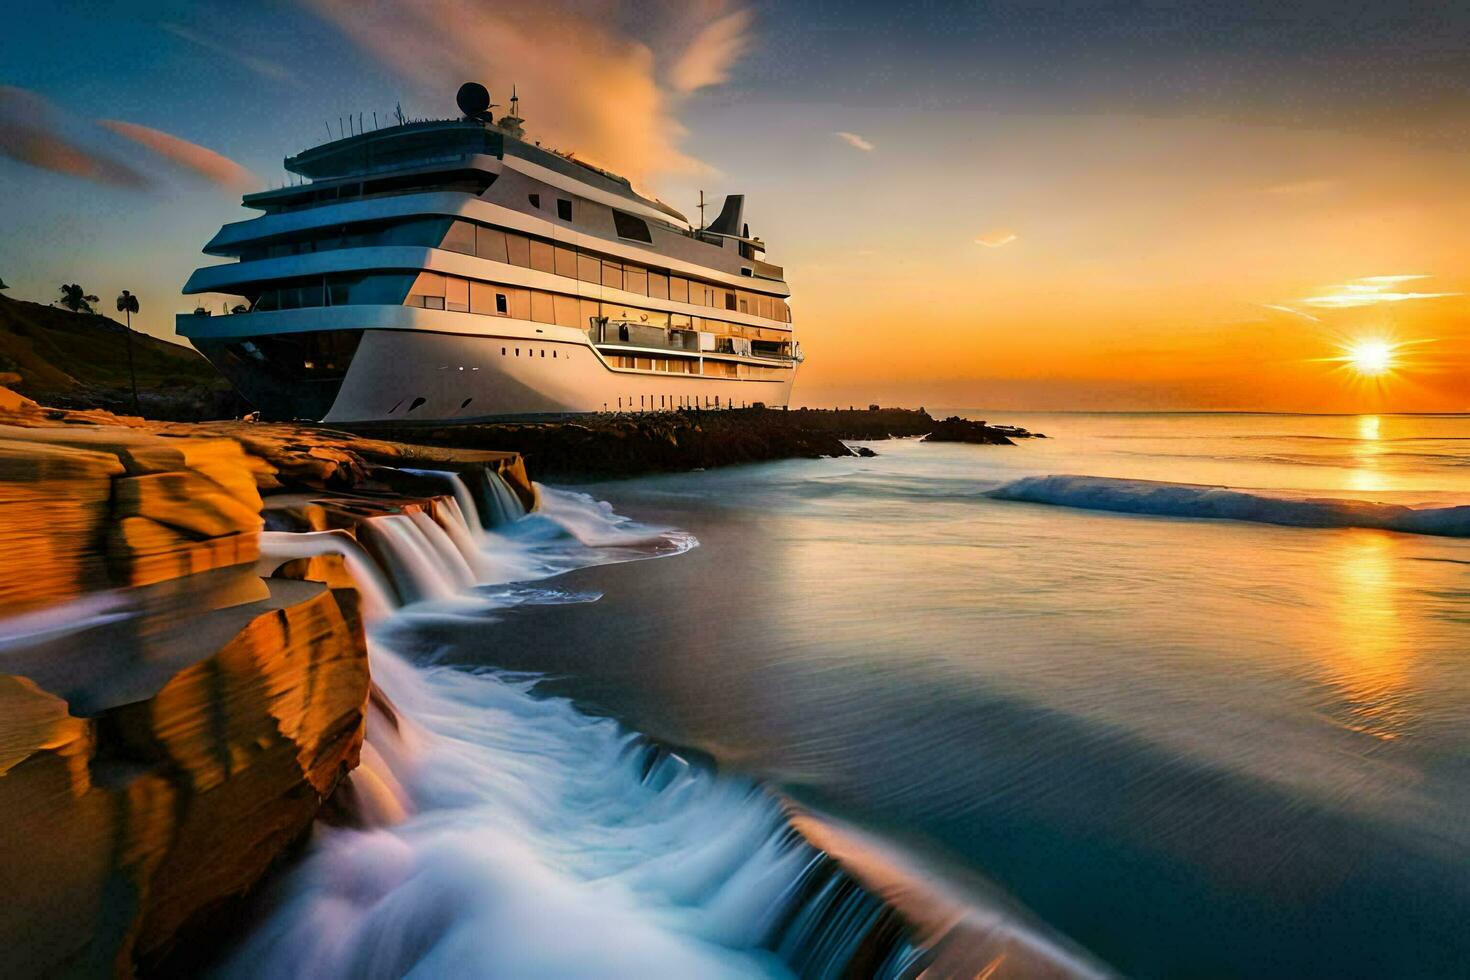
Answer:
460 397 473 409
408 396 427 412
540 350 545 358
501 346 507 355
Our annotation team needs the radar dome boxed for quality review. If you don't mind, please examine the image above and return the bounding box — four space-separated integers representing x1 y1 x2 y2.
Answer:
456 82 490 119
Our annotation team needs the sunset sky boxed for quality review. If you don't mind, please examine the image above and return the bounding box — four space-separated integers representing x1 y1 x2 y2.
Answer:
2 1 1467 411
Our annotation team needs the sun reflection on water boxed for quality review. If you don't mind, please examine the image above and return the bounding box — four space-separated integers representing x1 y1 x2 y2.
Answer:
1348 414 1387 493
1321 530 1413 741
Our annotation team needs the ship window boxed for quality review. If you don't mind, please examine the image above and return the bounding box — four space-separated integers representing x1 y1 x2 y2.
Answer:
552 350 557 358
624 265 647 296
505 233 531 268
501 347 506 355
532 291 555 324
476 226 508 263
528 193 541 208
577 253 601 284
441 220 476 255
496 293 508 314
739 298 749 314
601 260 623 290
388 399 402 414
554 246 577 278
461 397 473 409
648 273 668 300
612 210 652 243
445 277 469 312
408 397 426 412
540 349 545 358
530 240 555 273
557 198 572 221
725 291 737 311
552 293 580 327
669 277 689 304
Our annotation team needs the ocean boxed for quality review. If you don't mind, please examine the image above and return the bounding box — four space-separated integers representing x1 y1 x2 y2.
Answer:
227 412 1470 978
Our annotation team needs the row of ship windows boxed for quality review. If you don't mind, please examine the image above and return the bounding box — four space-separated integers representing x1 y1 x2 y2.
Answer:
479 344 786 380
438 219 791 321
405 272 792 343
605 354 789 380
243 216 791 323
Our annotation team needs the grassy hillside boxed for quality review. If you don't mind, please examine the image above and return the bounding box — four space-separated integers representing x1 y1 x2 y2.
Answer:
0 294 242 419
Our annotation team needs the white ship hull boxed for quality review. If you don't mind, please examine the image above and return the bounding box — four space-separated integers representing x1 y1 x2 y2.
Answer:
187 308 795 422
328 327 794 422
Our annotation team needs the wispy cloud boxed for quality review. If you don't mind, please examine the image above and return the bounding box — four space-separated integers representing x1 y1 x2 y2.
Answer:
835 131 875 152
0 86 253 194
301 0 754 184
1262 303 1321 323
1299 274 1461 309
975 230 1018 248
0 87 150 188
159 22 300 86
668 10 752 94
99 120 255 190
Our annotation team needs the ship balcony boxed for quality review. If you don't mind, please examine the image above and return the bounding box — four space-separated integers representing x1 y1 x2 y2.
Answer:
591 319 795 361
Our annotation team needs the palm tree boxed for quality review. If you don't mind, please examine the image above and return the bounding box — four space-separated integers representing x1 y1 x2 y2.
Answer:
58 283 99 314
116 290 141 415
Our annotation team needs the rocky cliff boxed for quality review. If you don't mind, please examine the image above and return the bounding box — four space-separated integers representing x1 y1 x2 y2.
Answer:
0 388 534 976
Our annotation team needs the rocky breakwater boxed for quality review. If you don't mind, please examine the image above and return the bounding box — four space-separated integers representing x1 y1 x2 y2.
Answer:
0 388 533 976
349 406 863 481
922 416 1047 445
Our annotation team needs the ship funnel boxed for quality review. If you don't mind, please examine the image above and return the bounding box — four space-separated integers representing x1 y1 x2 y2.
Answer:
707 194 745 235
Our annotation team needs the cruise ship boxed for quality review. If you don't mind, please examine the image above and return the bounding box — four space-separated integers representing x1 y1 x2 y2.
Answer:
178 83 799 422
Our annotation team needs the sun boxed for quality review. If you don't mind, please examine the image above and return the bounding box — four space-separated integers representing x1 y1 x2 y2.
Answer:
1344 339 1396 377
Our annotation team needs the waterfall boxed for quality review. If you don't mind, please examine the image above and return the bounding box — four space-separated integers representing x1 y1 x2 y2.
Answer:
231 478 1098 980
359 515 464 605
258 529 398 621
481 468 528 526
403 469 486 534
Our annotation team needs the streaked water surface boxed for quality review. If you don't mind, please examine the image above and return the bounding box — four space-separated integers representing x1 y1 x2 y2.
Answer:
408 412 1470 977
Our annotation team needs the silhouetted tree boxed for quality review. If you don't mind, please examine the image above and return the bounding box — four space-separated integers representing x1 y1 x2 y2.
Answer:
116 290 141 415
58 283 98 314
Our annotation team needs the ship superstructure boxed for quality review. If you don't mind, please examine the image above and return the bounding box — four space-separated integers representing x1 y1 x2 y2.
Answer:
178 83 799 422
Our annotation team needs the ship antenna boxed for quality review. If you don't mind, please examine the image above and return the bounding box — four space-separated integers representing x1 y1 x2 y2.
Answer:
324 120 331 141
510 84 520 119
373 110 378 130
697 190 706 231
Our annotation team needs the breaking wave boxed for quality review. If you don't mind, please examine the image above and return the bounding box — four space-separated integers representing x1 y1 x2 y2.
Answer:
988 475 1470 537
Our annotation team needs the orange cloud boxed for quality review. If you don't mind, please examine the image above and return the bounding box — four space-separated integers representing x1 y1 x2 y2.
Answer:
302 0 754 184
99 119 255 191
0 87 149 188
668 9 753 93
835 131 875 152
975 231 1018 248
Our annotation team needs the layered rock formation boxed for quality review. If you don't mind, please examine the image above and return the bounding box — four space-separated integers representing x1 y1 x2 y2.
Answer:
0 389 533 976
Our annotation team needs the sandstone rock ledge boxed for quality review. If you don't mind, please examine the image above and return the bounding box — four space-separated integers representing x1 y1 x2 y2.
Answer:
0 389 534 976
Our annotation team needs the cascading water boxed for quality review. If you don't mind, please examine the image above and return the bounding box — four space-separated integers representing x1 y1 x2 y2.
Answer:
225 474 1095 979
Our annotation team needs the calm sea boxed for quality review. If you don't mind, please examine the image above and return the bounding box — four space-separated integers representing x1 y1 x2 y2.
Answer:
232 413 1470 978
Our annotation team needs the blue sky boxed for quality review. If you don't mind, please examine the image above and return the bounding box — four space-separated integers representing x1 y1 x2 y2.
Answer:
3 1 1467 409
